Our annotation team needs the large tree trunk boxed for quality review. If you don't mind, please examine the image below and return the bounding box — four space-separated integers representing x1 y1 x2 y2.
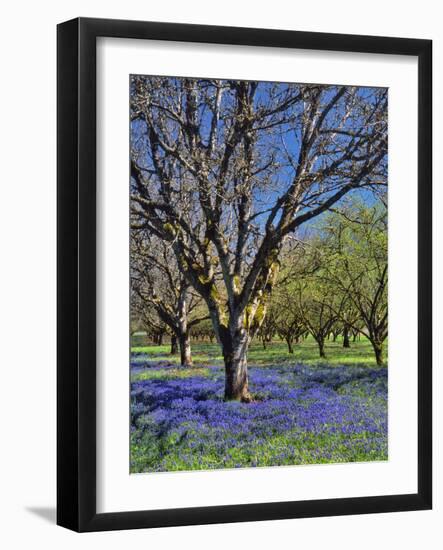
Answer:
343 325 350 348
222 328 252 402
179 334 193 367
170 335 178 355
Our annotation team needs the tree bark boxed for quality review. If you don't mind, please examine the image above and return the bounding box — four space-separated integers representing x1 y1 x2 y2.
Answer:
343 325 350 348
170 335 178 354
372 341 384 366
317 338 326 358
286 336 294 354
179 334 193 367
222 328 252 402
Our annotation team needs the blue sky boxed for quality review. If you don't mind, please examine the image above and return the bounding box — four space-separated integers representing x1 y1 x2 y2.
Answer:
130 76 387 239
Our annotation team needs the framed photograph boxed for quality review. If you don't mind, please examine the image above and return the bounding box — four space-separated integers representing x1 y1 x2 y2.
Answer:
57 17 432 532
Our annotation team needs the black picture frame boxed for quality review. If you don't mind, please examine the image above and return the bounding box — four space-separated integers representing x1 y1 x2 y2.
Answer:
57 17 432 532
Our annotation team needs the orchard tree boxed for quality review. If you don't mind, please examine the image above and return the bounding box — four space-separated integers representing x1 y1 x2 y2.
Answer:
339 303 361 348
296 276 341 359
131 231 209 366
258 306 278 350
284 238 344 359
321 203 388 365
272 285 306 354
131 294 168 346
130 76 387 400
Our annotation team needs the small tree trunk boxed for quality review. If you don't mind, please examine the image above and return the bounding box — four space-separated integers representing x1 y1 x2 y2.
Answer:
317 337 326 358
223 329 251 402
170 335 178 355
179 334 193 367
157 332 164 346
343 326 350 348
262 337 267 350
286 336 294 354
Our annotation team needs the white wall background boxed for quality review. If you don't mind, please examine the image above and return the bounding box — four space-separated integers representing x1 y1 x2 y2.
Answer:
0 1 440 548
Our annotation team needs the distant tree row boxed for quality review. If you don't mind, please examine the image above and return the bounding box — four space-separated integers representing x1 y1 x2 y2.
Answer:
259 200 388 365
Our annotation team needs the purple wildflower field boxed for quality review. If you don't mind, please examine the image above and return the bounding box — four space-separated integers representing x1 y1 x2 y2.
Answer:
130 358 387 473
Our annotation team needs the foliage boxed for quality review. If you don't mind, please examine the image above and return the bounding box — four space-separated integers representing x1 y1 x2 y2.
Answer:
317 201 388 364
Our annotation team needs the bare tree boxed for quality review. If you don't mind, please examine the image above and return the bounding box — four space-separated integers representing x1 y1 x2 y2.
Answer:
131 232 208 366
131 295 168 346
130 76 387 400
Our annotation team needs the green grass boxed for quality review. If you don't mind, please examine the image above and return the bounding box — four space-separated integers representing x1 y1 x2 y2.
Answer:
131 335 385 368
132 367 211 382
131 429 386 472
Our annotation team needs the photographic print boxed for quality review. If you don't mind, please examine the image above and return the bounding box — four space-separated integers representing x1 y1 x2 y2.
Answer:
129 76 388 474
